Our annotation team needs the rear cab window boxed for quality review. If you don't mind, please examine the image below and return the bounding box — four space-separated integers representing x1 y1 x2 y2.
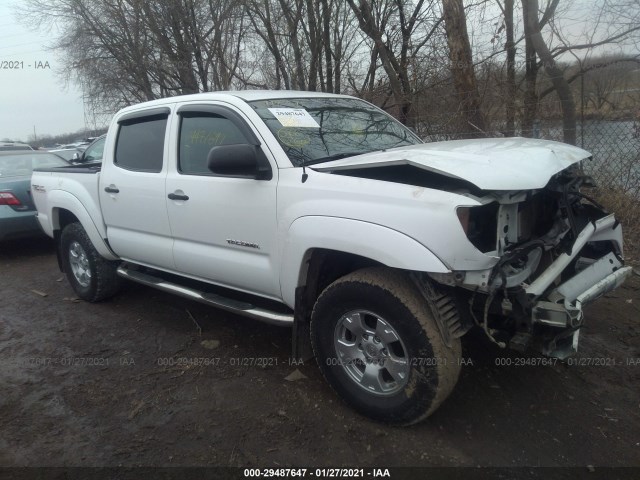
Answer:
115 108 169 172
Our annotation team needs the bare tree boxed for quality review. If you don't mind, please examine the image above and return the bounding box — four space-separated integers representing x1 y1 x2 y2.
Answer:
243 0 361 92
345 0 442 125
582 58 640 113
19 0 640 146
525 0 577 144
20 0 246 112
517 0 640 142
496 0 516 136
442 0 486 136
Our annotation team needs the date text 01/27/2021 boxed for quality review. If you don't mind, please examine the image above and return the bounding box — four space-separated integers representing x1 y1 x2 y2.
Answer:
243 468 391 478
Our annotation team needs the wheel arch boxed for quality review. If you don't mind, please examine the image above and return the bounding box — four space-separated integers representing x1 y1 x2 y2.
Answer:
49 195 118 262
296 248 383 309
280 216 451 308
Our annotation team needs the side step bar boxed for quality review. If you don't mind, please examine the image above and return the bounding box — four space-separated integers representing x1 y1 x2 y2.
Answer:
116 266 294 327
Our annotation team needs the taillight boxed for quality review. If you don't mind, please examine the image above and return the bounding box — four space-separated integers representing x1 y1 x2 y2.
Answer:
0 192 21 206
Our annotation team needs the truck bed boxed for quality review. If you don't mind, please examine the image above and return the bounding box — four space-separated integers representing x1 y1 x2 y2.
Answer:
31 164 105 244
33 163 102 174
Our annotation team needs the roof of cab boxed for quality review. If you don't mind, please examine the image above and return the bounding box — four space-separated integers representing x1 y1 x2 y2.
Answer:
114 90 354 116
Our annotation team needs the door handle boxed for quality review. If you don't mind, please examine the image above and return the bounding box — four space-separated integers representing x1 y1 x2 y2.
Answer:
104 185 119 193
168 192 189 201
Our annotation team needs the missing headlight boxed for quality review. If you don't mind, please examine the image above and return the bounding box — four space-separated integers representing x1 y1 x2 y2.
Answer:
457 203 499 253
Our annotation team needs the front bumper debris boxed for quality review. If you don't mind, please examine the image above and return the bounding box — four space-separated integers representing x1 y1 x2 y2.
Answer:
532 253 631 329
525 214 631 358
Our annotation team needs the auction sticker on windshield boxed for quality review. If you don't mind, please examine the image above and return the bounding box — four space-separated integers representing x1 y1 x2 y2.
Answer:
268 108 320 128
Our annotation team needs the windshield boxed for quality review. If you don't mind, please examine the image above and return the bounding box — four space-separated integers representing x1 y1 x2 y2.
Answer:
249 97 421 167
0 153 68 177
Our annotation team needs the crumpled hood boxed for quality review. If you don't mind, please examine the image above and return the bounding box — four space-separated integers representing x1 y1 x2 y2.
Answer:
312 137 591 190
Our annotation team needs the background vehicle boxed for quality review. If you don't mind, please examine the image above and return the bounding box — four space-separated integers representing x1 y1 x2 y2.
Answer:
70 134 106 164
0 142 33 152
0 151 68 241
49 148 85 162
58 141 89 150
31 91 631 424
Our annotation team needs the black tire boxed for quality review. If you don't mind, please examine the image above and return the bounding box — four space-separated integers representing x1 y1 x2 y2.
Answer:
310 267 461 425
60 222 121 302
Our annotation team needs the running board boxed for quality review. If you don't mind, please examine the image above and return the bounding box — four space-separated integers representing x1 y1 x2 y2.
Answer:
116 266 293 326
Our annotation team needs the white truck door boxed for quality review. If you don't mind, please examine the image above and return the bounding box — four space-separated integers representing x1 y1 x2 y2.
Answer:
99 107 176 270
165 103 280 299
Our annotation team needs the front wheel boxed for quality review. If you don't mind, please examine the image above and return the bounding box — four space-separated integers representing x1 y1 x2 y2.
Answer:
60 222 120 302
310 267 461 425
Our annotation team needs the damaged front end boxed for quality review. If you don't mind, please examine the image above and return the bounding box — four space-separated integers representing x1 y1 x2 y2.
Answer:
433 168 632 359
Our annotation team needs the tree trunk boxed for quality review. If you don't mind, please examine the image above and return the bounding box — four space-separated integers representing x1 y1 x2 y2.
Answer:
521 0 538 137
278 0 306 90
504 0 516 136
442 0 486 137
246 1 292 89
320 0 334 93
306 0 320 91
524 0 577 144
347 0 408 121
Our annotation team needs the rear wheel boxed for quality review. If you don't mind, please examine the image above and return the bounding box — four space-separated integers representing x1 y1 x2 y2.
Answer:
60 222 120 302
310 267 461 425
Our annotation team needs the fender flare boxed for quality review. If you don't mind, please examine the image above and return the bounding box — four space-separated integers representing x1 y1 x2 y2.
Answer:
48 190 119 261
280 216 450 307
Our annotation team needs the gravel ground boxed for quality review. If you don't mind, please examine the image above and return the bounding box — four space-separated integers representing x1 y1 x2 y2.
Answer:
0 238 639 473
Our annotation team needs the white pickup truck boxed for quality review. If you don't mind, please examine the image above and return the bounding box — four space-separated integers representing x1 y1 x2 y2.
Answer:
32 91 631 424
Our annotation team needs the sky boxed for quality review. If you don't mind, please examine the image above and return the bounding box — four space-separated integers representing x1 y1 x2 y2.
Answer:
0 1 86 142
0 0 635 143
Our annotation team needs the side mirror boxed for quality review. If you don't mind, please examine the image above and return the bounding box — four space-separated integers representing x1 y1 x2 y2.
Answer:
207 144 271 180
71 152 81 162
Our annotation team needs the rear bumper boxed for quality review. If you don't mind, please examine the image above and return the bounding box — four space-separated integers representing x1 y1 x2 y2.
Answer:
0 209 43 241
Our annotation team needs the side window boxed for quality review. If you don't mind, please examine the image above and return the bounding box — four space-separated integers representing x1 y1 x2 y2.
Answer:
179 113 249 175
115 115 167 172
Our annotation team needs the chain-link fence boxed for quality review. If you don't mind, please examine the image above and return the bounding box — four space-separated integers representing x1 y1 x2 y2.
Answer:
417 111 640 197
534 116 640 197
412 103 640 259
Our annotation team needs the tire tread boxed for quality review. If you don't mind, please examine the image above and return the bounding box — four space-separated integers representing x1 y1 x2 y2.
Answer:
60 223 120 302
310 267 461 425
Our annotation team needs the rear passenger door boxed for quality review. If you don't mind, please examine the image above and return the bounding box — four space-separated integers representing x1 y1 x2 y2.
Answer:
99 107 175 270
165 103 280 299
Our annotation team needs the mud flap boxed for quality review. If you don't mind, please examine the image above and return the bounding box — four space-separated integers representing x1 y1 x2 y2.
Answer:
54 229 64 272
292 286 314 361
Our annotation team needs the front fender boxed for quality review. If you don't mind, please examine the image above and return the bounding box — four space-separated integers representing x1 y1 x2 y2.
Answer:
279 216 450 307
47 190 118 261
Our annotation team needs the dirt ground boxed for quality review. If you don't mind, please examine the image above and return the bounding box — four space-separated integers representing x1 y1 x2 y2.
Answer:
0 238 639 471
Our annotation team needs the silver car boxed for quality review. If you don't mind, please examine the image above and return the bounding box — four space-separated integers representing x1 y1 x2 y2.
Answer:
0 142 32 152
